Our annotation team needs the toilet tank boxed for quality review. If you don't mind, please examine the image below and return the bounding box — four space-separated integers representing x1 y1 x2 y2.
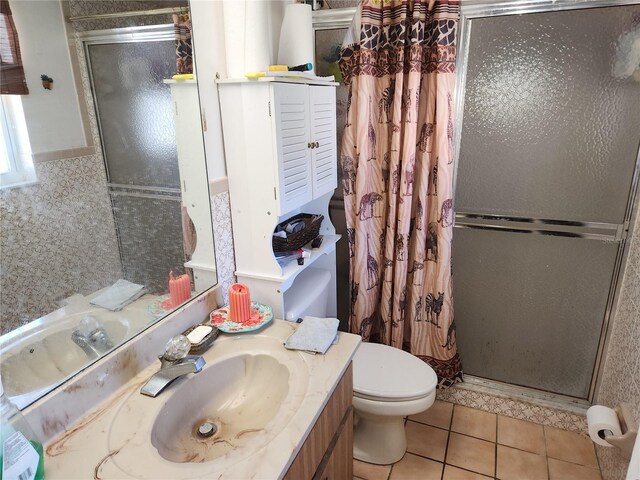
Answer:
284 268 332 322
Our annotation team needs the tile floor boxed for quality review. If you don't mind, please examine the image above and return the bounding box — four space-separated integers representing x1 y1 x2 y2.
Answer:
353 401 602 480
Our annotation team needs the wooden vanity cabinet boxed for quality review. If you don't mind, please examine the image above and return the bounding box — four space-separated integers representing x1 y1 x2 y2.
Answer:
284 364 353 480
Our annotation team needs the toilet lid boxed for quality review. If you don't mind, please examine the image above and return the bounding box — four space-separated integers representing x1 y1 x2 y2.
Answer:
353 343 438 401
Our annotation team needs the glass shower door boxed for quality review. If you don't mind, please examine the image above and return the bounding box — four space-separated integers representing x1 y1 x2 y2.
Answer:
454 5 640 399
86 39 186 292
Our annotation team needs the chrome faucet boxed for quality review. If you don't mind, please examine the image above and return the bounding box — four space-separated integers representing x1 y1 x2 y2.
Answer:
71 317 114 359
140 335 206 397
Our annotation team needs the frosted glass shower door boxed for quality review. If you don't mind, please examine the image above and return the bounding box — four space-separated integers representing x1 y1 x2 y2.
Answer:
86 39 185 292
88 41 180 188
454 5 640 398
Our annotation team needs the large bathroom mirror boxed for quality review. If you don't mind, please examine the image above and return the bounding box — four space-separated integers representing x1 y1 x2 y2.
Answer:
0 0 217 408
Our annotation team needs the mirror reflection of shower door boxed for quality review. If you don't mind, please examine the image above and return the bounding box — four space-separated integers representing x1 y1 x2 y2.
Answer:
453 5 640 399
85 36 186 293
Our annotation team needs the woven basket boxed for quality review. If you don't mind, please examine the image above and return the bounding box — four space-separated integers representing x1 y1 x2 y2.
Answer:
272 214 324 252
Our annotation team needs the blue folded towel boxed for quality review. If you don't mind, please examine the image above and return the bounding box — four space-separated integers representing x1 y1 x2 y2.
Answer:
284 316 339 354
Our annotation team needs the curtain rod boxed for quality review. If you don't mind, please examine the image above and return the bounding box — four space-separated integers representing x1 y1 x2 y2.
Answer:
68 6 188 22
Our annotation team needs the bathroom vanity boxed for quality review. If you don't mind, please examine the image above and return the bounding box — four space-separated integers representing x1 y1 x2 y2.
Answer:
40 319 360 479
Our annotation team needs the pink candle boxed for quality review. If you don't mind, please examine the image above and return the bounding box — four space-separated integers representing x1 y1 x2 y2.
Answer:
169 272 191 308
228 283 251 323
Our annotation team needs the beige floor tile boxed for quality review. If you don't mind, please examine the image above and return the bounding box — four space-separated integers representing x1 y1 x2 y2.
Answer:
389 453 443 480
496 445 548 480
497 416 546 455
406 420 449 462
548 458 602 480
451 405 497 442
353 459 392 480
446 432 496 477
443 464 493 480
544 426 598 468
409 400 454 429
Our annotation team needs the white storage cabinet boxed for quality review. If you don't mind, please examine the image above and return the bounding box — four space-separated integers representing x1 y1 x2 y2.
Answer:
217 78 340 319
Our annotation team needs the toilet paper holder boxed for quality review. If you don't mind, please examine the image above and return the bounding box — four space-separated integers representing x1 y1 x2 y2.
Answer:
603 403 638 459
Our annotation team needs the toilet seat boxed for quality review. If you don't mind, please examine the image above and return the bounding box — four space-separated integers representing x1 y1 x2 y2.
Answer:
353 342 437 401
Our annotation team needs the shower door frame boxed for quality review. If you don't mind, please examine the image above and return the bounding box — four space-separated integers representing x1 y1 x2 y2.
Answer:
452 0 640 404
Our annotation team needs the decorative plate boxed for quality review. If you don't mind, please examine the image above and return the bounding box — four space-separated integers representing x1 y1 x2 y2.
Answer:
209 302 273 333
147 294 173 318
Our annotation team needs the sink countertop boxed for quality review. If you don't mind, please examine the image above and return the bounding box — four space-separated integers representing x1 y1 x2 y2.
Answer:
43 319 361 479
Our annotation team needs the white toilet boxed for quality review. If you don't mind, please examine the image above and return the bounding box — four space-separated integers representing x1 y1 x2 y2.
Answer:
352 342 438 465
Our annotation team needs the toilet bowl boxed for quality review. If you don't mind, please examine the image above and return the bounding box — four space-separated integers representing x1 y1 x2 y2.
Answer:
352 342 438 465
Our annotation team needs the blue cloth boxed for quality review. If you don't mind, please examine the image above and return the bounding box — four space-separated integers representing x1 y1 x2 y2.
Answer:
284 316 339 354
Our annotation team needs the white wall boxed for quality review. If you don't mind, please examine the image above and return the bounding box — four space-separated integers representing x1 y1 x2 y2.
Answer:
190 0 228 180
11 0 86 154
190 0 292 179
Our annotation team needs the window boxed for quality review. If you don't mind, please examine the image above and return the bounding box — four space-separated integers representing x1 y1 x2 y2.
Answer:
0 95 36 188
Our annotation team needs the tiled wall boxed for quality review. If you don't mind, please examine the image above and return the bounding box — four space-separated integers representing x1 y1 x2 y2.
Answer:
67 0 187 32
436 386 588 436
0 155 122 334
211 191 236 306
595 198 640 480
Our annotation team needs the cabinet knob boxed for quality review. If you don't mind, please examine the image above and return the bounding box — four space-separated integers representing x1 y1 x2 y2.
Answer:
314 141 320 148
308 142 313 149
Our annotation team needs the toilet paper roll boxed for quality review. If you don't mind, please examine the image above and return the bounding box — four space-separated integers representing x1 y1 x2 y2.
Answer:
277 4 314 74
587 405 623 447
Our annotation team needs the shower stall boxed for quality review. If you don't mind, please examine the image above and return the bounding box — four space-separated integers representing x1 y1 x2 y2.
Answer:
452 1 640 401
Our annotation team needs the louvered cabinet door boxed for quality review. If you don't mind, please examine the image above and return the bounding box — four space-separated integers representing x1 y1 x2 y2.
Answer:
272 83 313 215
309 86 338 199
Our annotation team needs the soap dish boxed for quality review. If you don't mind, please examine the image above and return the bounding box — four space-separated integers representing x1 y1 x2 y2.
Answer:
182 323 219 354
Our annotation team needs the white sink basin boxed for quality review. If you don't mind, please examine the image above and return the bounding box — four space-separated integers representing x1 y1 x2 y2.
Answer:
106 333 310 477
151 353 290 463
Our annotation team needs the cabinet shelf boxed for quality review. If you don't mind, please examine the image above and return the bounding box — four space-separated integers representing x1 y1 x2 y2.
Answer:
235 234 341 288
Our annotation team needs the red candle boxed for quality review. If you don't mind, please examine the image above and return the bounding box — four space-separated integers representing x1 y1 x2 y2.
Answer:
169 272 191 308
229 283 251 323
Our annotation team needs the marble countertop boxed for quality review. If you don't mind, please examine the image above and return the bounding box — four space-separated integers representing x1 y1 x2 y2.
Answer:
43 319 360 479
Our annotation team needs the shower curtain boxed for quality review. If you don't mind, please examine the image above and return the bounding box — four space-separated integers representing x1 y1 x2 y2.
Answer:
172 12 192 75
339 0 462 386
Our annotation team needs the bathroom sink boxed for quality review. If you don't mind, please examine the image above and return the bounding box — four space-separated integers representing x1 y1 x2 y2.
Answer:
0 311 144 406
106 333 310 477
151 353 290 463
42 320 362 480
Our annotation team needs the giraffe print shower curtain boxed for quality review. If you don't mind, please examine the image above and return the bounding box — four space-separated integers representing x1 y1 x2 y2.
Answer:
339 0 462 387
